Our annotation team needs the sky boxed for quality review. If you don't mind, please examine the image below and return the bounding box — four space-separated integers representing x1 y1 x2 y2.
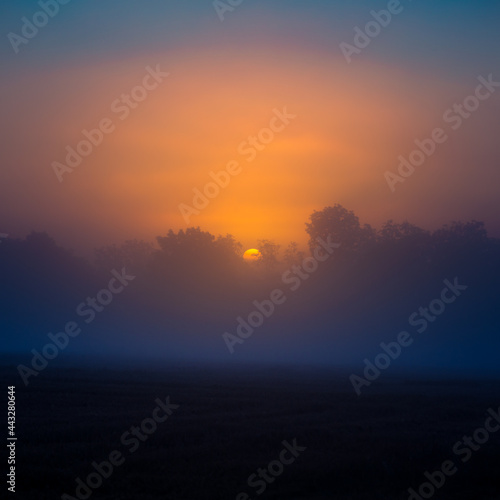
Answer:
1 0 500 256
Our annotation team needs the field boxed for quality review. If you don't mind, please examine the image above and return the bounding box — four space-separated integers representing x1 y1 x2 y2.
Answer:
3 363 500 499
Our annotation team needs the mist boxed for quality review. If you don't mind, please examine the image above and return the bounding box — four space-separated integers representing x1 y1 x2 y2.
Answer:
5 204 498 386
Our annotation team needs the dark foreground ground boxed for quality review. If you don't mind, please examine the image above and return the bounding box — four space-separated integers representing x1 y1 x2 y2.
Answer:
2 363 500 500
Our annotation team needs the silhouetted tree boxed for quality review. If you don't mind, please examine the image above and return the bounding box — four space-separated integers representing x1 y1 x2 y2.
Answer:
256 239 281 272
95 239 155 273
0 232 93 343
283 242 305 266
306 204 375 256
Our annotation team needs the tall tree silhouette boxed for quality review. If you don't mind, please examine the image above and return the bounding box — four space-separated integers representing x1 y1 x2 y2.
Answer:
306 204 375 256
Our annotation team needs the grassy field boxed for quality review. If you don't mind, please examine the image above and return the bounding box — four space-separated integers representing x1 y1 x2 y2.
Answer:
2 364 500 499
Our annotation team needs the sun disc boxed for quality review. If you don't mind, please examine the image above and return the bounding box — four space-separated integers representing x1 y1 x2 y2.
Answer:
243 248 262 261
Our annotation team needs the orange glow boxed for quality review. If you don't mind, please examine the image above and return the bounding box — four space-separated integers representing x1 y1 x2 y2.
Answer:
3 44 489 254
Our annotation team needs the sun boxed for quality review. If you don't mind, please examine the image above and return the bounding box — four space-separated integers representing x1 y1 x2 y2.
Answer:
243 248 262 261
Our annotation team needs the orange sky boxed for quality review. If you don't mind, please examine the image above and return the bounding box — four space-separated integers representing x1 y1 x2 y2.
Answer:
2 45 500 255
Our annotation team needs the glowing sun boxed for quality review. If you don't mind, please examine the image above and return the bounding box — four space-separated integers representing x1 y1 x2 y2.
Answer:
243 248 262 261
